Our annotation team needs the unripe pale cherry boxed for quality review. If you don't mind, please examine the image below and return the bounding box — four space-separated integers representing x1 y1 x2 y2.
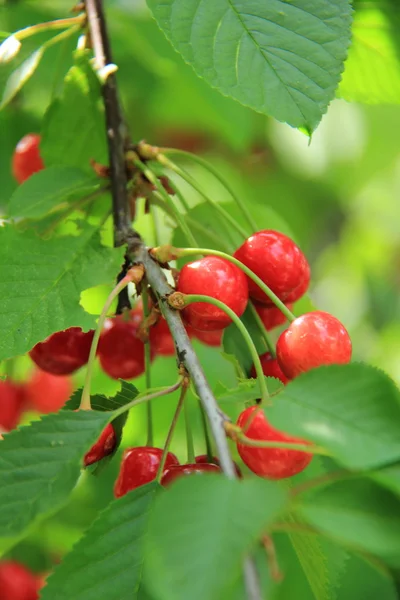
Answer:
0 560 40 600
177 256 248 331
25 369 73 414
29 328 94 376
236 406 312 479
12 133 44 184
84 423 116 466
254 302 293 331
161 463 221 486
114 447 179 497
250 352 289 384
234 230 310 305
276 311 352 379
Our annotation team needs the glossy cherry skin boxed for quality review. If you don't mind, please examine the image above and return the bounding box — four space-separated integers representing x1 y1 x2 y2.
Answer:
276 311 352 379
149 317 176 357
0 561 40 600
25 369 73 414
195 454 242 477
114 447 179 497
29 328 94 376
161 463 221 486
84 423 116 466
285 266 310 303
0 380 26 431
250 352 289 384
12 133 44 184
177 256 248 331
254 302 293 331
98 315 149 380
234 230 310 305
236 406 312 479
193 328 223 347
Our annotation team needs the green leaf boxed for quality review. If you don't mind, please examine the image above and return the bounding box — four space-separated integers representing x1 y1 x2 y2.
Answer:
0 48 44 109
339 2 400 104
298 479 400 567
337 554 397 600
265 363 400 470
0 410 110 545
41 50 107 172
144 476 287 600
7 167 100 219
0 224 125 361
40 483 160 600
372 464 400 497
214 376 283 404
147 0 353 131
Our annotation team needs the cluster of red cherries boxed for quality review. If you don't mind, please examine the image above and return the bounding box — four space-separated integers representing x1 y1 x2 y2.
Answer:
0 560 46 600
5 133 353 497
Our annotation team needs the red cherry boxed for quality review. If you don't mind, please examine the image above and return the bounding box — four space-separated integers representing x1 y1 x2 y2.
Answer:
25 369 73 414
84 423 116 466
29 328 94 376
254 302 293 331
0 380 26 431
161 463 221 486
177 256 248 331
149 316 176 357
12 134 44 184
114 447 179 497
193 328 223 347
276 311 352 379
250 353 289 384
0 561 40 600
195 454 242 477
284 264 310 303
236 406 312 479
234 230 309 305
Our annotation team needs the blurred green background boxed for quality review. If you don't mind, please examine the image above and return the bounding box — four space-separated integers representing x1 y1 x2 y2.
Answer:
1 0 399 595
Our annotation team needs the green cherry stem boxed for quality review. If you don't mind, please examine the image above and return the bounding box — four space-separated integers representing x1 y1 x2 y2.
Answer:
178 247 296 323
184 396 195 463
161 148 258 232
80 272 134 411
112 378 184 420
173 294 269 404
157 155 249 239
141 285 154 447
156 382 188 482
14 15 85 41
198 398 214 461
237 434 329 456
248 302 276 357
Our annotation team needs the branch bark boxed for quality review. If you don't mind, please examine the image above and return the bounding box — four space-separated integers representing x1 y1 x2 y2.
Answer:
85 1 262 597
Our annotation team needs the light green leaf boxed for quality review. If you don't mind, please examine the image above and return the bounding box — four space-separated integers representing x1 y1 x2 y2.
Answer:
144 476 287 600
265 363 400 470
298 479 400 567
7 167 101 219
0 48 44 109
41 50 107 172
0 410 110 545
40 483 160 600
0 224 125 361
147 0 353 131
339 2 400 104
371 464 400 496
215 376 283 404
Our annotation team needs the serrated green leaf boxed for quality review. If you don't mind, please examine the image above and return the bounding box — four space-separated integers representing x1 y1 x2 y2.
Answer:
0 410 110 545
147 0 353 131
337 554 397 600
265 363 400 470
214 376 283 404
144 476 287 600
7 167 101 219
0 48 44 109
339 2 400 104
0 223 125 361
298 479 400 567
41 51 107 172
40 482 160 600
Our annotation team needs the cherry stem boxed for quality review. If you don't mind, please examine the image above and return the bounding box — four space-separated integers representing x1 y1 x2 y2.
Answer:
178 248 296 323
157 155 249 239
14 15 85 40
248 302 276 357
80 273 133 411
156 382 188 482
112 378 184 419
179 294 269 404
141 286 154 447
184 397 195 463
133 158 198 247
238 432 329 455
41 23 83 52
198 398 214 461
160 148 258 233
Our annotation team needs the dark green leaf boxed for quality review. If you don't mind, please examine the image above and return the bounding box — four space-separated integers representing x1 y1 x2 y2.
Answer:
337 554 397 600
40 483 160 600
298 479 400 566
372 464 400 496
0 48 44 109
7 166 100 219
0 410 110 545
0 223 125 361
147 0 353 131
265 363 400 470
144 476 287 600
